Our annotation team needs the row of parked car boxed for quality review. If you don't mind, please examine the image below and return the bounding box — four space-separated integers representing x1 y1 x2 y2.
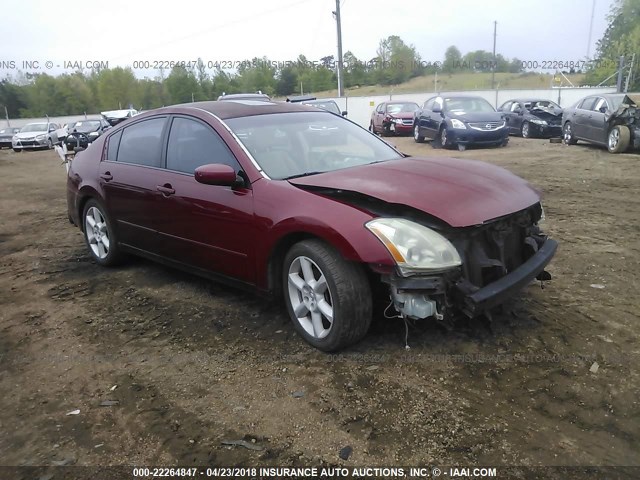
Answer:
0 109 139 153
369 93 640 154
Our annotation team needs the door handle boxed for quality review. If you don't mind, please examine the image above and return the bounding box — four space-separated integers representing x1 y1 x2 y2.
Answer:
156 184 175 196
100 172 113 182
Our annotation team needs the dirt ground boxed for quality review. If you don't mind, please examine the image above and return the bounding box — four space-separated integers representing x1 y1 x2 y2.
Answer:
0 136 638 474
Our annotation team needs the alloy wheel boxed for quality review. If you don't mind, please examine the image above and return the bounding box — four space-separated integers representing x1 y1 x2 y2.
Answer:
287 255 334 339
608 128 619 150
85 206 110 260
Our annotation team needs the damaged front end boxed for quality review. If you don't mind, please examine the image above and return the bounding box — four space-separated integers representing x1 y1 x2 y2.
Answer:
375 203 557 323
606 94 640 150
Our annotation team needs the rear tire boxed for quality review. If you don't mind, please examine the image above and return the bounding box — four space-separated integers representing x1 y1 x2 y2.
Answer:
82 199 123 267
413 124 425 143
607 125 630 153
13 148 21 153
563 122 578 145
283 240 372 351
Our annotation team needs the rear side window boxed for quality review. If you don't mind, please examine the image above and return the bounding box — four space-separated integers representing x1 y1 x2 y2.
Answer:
579 97 596 110
106 130 122 161
166 117 240 174
117 118 166 167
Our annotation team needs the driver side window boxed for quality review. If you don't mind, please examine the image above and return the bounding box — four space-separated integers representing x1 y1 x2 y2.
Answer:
166 117 240 175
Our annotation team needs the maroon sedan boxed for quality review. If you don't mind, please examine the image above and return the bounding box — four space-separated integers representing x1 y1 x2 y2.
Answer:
67 100 557 351
370 101 420 136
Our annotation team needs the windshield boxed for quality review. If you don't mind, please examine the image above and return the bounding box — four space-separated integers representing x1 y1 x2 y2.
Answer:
226 112 402 180
20 123 48 133
69 121 101 132
444 98 495 113
303 101 341 115
387 103 419 114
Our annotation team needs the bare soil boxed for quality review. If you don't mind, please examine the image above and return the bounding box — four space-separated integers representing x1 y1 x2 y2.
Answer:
0 137 638 472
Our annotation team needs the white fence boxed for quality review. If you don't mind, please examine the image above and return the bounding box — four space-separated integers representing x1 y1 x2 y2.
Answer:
1 87 618 131
0 113 103 130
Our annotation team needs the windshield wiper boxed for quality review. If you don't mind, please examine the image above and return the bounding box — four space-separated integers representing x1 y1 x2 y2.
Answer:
285 171 326 180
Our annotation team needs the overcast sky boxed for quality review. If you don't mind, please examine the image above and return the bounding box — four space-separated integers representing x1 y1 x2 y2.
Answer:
0 0 614 79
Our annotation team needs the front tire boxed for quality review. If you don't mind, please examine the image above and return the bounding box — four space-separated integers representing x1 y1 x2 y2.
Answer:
521 121 530 138
413 124 425 143
283 240 372 351
439 127 452 149
82 199 123 266
607 125 630 153
13 148 21 153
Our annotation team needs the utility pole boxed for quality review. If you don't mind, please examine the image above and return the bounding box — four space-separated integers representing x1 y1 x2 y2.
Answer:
491 21 497 90
4 106 9 127
334 0 344 97
587 0 596 58
616 55 625 92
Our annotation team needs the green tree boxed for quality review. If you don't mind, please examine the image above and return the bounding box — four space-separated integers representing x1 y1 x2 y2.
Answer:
276 66 298 96
443 45 462 73
165 65 200 104
584 0 640 89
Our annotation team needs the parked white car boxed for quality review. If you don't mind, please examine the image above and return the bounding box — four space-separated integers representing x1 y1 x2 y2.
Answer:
12 122 60 152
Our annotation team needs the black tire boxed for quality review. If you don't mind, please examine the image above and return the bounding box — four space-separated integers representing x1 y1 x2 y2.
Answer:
47 138 53 149
563 122 578 145
521 121 530 138
381 125 391 137
82 199 123 266
13 148 21 153
439 126 452 149
368 122 374 133
283 239 372 351
607 125 631 153
413 124 425 143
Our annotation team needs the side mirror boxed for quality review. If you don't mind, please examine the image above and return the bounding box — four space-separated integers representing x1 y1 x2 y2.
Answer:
195 164 238 186
342 111 348 116
599 106 607 113
432 104 442 113
517 109 524 116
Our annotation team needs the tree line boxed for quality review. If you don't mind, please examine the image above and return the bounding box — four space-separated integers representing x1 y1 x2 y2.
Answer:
0 35 528 118
5 3 637 122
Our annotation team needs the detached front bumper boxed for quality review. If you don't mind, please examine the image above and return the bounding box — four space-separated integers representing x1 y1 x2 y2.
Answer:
531 123 562 138
384 237 557 320
456 238 558 316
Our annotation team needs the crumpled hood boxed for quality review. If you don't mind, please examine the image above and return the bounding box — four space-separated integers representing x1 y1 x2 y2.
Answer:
289 157 541 227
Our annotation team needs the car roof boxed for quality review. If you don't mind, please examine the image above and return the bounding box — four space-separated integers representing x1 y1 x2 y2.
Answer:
136 100 324 120
217 93 271 101
509 98 558 103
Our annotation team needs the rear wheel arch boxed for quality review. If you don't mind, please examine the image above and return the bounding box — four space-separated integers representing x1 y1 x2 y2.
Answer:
76 187 103 232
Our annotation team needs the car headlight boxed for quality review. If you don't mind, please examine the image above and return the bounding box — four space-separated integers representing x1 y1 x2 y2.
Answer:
450 119 466 129
366 218 462 275
530 119 548 126
393 118 403 124
35 134 46 140
88 131 99 136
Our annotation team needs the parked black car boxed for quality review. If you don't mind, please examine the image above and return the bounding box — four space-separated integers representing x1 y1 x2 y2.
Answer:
499 99 563 138
0 127 21 148
414 95 508 150
562 93 640 153
65 119 111 151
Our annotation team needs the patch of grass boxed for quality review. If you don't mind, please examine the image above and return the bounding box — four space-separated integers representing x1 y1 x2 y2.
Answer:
307 72 585 98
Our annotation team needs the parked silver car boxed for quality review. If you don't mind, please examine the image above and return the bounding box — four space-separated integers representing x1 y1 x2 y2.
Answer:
12 122 60 152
